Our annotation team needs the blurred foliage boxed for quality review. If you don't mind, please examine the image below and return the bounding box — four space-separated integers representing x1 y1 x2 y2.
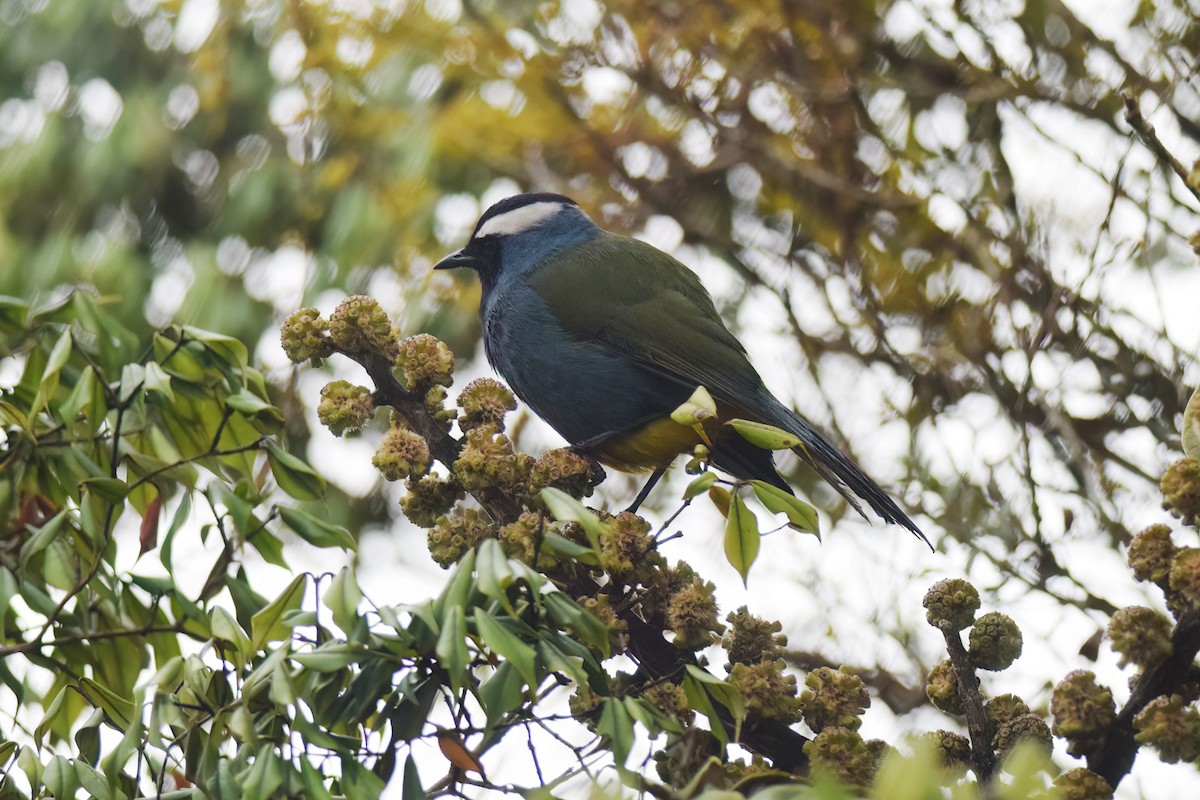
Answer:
2 0 1200 797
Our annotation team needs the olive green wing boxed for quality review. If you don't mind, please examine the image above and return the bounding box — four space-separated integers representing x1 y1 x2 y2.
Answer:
526 231 769 409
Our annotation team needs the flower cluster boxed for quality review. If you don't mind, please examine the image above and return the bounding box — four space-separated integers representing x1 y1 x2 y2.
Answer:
721 607 787 667
666 574 724 649
803 727 882 787
799 666 870 733
599 512 653 577
317 380 374 436
1050 670 1116 757
1053 768 1114 800
531 448 594 498
329 295 397 358
925 660 962 715
427 509 494 568
372 423 431 481
923 578 980 631
399 475 463 528
457 377 515 432
1160 458 1200 526
1133 694 1200 763
280 307 333 361
1107 606 1172 669
729 659 802 724
453 424 534 496
1128 523 1176 586
395 333 455 392
968 611 1023 671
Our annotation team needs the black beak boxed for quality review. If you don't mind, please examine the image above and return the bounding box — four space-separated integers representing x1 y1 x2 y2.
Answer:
433 249 477 270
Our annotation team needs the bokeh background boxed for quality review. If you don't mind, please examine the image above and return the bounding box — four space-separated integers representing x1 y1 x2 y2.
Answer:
2 0 1200 796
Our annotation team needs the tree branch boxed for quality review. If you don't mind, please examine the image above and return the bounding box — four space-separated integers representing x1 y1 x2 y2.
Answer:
940 624 995 781
1089 610 1200 786
1123 94 1200 205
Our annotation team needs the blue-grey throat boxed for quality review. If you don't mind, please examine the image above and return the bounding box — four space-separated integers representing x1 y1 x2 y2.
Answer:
436 192 927 545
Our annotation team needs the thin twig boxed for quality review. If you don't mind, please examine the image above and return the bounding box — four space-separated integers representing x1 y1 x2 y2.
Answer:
1123 94 1200 205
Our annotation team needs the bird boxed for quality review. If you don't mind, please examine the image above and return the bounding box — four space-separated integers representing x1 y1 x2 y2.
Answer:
435 192 927 545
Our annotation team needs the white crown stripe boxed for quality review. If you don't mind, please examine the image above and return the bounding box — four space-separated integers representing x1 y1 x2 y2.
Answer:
475 201 564 238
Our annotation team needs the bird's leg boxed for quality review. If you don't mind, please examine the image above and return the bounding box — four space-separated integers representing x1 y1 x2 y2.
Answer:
626 467 666 514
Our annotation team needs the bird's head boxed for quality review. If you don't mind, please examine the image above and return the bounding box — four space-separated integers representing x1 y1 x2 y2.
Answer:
434 193 599 292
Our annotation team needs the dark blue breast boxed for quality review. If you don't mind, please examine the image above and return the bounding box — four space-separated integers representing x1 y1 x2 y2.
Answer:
482 281 687 445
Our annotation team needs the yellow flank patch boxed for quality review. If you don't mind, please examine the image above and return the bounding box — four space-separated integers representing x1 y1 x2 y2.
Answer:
591 416 705 473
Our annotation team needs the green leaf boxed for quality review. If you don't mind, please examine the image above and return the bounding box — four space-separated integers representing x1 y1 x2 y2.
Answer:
723 492 760 585
292 642 365 672
543 592 610 657
211 607 251 667
870 737 945 800
74 760 114 800
684 471 717 499
78 678 135 730
474 608 538 694
539 487 605 551
30 327 72 416
241 744 283 800
670 385 717 427
436 604 469 693
596 697 636 771
1184 383 1200 460
434 548 476 621
42 754 79 800
43 536 80 591
250 574 306 652
540 532 601 566
681 670 726 746
247 529 288 569
402 754 427 800
80 477 130 501
34 685 68 746
727 419 802 450
392 675 439 741
299 756 334 800
684 665 744 742
60 365 107 431
478 662 526 728
242 646 290 701
323 566 362 636
749 480 820 535
278 505 355 550
99 688 145 778
339 754 386 797
266 442 325 500
475 538 515 614
72 707 102 765
18 509 69 572
624 696 683 736
17 744 42 789
143 361 175 401
118 363 146 404
226 389 274 415
181 325 249 370
269 658 297 707
291 712 359 754
228 389 285 433
283 609 317 627
160 492 192 569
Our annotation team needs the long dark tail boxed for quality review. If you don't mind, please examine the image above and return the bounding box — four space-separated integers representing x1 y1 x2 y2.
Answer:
764 397 931 548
